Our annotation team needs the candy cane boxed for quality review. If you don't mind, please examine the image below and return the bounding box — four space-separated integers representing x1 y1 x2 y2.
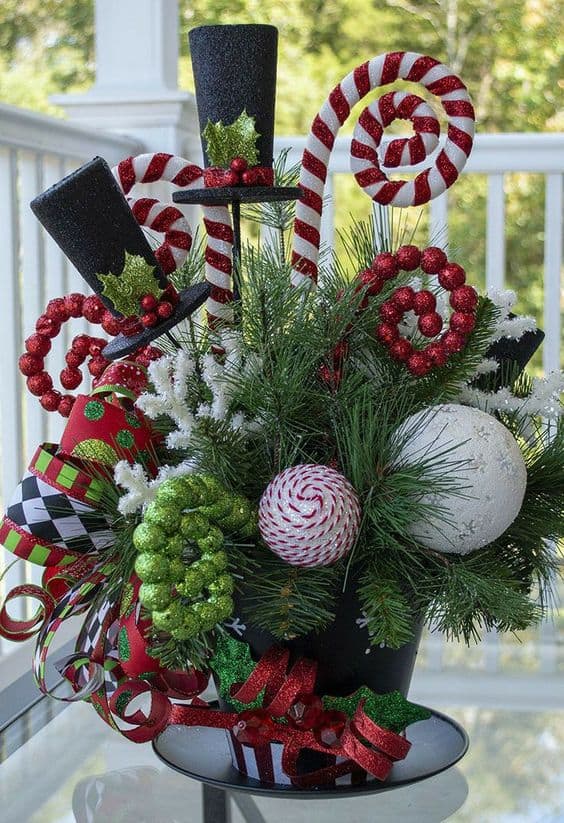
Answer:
113 152 234 329
291 52 475 286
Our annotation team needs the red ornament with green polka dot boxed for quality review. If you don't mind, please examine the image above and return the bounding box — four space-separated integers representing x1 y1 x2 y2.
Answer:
132 474 257 650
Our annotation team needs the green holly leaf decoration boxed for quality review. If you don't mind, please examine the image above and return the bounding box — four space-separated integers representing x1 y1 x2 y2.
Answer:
323 687 431 733
98 252 162 316
210 633 264 712
203 110 260 168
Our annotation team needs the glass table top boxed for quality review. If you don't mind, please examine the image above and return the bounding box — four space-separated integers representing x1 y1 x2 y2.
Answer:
0 685 562 822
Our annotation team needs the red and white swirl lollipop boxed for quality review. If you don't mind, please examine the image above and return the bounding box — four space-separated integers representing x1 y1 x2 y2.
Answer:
292 51 475 286
113 152 234 330
258 464 361 568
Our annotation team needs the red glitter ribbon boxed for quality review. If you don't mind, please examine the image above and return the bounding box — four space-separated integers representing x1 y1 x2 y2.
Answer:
107 644 411 785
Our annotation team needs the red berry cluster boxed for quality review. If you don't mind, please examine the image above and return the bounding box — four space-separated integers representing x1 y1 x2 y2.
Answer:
233 693 347 749
137 284 179 330
204 157 274 188
361 245 477 377
19 293 164 416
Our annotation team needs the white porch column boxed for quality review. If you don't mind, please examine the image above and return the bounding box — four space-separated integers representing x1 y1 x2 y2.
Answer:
51 0 201 160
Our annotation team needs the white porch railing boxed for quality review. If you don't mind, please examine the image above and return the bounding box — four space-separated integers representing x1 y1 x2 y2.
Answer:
0 102 562 675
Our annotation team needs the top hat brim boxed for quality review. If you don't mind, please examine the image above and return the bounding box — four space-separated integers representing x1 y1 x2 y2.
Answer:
477 317 545 391
173 186 302 206
102 282 210 360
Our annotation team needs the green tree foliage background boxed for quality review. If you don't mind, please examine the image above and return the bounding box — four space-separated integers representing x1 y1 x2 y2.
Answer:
0 0 562 361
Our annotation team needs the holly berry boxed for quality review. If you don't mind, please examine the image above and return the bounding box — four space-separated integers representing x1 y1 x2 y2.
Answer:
421 246 447 274
438 263 466 290
379 300 403 324
40 389 62 412
60 366 82 390
65 350 84 368
396 244 421 271
27 372 53 396
372 252 398 280
418 312 443 337
407 351 432 377
82 295 105 323
141 311 158 328
36 315 60 338
389 338 413 362
230 156 248 174
332 340 349 364
18 353 44 376
156 301 174 320
375 321 399 345
413 290 436 316
88 338 107 358
425 341 448 367
450 311 476 334
162 284 179 306
391 286 416 311
442 330 467 353
64 293 85 318
140 293 158 312
224 169 240 187
25 333 51 357
450 285 478 312
46 297 69 323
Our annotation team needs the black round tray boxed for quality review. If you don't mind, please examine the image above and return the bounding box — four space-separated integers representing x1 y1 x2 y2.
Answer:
152 707 468 798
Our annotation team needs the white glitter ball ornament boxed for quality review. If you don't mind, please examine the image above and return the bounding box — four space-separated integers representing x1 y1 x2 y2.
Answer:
395 403 527 554
258 464 361 567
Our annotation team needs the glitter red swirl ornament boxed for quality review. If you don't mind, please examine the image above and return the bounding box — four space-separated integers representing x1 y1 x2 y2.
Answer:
291 52 475 285
112 152 234 331
258 464 361 567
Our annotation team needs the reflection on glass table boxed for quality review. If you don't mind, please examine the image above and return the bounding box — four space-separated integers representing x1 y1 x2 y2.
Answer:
0 684 563 823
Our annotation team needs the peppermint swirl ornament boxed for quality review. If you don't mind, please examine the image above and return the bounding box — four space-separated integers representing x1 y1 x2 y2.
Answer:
258 465 361 568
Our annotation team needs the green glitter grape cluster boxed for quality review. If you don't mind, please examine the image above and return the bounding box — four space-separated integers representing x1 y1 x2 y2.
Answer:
132 474 256 642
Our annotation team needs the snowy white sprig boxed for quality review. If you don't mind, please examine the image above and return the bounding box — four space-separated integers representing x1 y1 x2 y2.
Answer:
136 350 197 450
114 458 200 516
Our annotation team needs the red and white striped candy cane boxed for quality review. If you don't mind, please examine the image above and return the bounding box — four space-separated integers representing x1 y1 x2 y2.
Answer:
291 52 475 286
113 152 234 329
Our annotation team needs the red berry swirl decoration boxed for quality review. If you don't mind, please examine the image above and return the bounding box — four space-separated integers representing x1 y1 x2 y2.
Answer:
291 52 475 285
358 245 478 377
19 294 162 416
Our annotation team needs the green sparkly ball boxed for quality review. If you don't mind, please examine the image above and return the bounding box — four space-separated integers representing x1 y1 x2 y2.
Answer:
200 496 233 521
134 553 171 583
178 567 205 598
199 474 224 499
163 534 185 557
180 512 210 541
194 559 217 586
209 550 228 572
155 477 197 509
197 526 224 554
239 511 258 539
132 522 166 554
171 612 201 641
168 558 186 583
218 497 252 532
144 502 181 536
151 601 185 632
210 594 234 620
193 600 219 631
139 582 172 611
208 574 234 596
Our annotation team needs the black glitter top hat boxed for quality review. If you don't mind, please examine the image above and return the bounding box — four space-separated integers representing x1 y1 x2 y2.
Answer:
174 24 300 207
31 157 209 360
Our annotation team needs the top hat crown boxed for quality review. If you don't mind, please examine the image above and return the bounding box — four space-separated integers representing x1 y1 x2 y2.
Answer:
174 24 300 206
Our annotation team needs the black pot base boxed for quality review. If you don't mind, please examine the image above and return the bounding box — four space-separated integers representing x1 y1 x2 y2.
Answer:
152 707 468 798
172 186 302 205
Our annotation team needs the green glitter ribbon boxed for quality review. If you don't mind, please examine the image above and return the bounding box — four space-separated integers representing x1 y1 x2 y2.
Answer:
98 252 162 316
203 110 260 168
210 634 430 730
